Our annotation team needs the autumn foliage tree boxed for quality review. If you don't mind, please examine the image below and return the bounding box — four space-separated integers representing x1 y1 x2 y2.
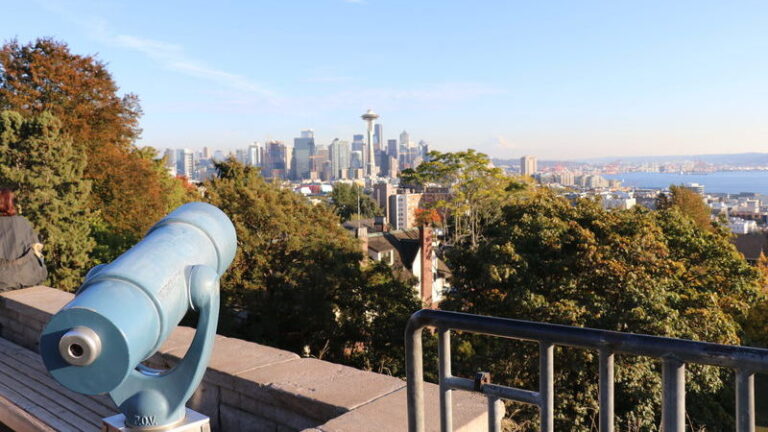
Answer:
0 38 190 259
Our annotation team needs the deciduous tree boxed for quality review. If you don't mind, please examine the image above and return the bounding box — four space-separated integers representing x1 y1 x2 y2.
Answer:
442 188 760 431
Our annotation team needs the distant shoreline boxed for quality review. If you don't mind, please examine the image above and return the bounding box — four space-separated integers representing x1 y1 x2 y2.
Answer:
603 171 768 195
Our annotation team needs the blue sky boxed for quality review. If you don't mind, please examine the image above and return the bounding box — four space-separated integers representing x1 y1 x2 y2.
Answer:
2 1 768 159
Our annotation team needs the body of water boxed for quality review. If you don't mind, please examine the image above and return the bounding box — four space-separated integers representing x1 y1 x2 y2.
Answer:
603 171 768 195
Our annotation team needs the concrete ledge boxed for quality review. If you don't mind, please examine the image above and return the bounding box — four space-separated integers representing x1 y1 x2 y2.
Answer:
0 286 487 431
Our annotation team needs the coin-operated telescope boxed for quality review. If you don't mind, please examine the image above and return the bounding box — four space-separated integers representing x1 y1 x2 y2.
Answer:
40 202 236 431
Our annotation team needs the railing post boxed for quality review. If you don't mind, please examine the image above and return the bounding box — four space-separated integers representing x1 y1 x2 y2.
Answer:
661 358 685 432
438 328 453 432
735 369 755 432
540 342 554 432
599 350 614 432
488 396 504 432
406 324 424 432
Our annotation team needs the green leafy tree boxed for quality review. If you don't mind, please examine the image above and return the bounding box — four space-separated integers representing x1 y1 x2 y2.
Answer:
204 159 419 372
400 149 521 247
0 111 94 291
329 182 381 222
441 188 760 431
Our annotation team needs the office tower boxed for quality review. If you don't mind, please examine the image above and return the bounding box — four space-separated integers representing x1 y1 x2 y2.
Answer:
292 130 316 180
265 140 287 178
312 144 329 178
202 146 211 160
351 134 365 153
520 155 537 176
176 149 194 178
163 149 175 167
374 123 383 153
387 139 398 160
361 109 380 177
248 142 263 167
329 138 350 179
350 150 363 170
418 140 429 160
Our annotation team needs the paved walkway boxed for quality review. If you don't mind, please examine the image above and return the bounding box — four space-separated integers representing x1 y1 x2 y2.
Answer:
0 337 115 431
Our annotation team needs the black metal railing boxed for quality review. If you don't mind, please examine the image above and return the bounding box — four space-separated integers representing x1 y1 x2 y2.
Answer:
405 309 768 432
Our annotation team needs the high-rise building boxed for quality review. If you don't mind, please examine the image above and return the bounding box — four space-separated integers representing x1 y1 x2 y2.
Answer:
248 142 263 167
387 139 398 160
176 149 195 179
520 155 537 176
292 130 316 180
202 147 211 160
265 140 287 178
362 110 380 177
351 134 365 153
329 138 350 179
350 150 363 170
374 123 383 153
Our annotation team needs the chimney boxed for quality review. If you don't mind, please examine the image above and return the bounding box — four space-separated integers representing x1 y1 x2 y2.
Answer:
356 226 368 262
419 224 433 307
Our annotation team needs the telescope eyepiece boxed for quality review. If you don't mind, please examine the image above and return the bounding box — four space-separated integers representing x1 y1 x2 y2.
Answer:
59 326 102 367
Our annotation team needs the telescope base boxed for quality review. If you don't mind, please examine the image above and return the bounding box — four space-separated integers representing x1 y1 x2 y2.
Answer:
101 409 210 432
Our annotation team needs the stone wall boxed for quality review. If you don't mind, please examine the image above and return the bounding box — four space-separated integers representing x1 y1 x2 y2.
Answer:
0 287 487 431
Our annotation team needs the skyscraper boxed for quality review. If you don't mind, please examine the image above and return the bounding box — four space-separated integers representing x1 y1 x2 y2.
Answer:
374 123 383 153
265 140 287 178
387 139 398 160
329 138 350 179
292 130 316 180
248 142 263 167
521 155 537 176
176 149 194 178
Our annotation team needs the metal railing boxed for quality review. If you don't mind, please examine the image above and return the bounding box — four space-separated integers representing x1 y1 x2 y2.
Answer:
405 309 768 432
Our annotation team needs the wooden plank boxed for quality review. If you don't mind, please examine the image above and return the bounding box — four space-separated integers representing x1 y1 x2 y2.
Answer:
0 380 74 431
0 367 95 431
0 392 55 432
0 344 115 418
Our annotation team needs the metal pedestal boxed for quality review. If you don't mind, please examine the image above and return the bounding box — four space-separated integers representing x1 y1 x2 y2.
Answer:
101 409 210 432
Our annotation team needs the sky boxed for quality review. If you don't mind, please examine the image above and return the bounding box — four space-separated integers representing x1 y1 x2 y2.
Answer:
2 0 768 160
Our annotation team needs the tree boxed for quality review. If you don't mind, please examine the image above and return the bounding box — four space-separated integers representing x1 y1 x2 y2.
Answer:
328 182 382 222
441 188 760 431
0 38 189 255
400 149 520 247
203 159 420 372
657 185 713 231
0 110 94 291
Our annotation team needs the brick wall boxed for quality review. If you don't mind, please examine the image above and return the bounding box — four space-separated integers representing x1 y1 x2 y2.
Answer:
0 287 486 431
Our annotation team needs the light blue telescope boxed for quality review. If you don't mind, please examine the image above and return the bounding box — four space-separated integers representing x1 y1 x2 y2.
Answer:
40 202 236 429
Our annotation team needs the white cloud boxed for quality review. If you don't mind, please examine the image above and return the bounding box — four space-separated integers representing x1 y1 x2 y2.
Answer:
31 0 277 100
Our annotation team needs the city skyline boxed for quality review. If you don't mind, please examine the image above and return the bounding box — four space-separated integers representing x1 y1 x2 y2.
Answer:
5 1 768 159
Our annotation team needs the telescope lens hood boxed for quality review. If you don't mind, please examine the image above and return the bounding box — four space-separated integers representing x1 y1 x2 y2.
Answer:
41 306 132 395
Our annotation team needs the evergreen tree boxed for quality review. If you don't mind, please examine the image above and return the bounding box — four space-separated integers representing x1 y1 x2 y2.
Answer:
0 111 94 291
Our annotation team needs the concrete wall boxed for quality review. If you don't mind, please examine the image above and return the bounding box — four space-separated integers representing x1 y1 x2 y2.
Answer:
0 286 487 431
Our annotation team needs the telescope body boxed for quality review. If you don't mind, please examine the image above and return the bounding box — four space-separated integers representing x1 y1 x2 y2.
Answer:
40 202 236 429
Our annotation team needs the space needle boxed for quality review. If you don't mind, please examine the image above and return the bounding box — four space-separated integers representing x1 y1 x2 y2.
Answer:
361 109 379 177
